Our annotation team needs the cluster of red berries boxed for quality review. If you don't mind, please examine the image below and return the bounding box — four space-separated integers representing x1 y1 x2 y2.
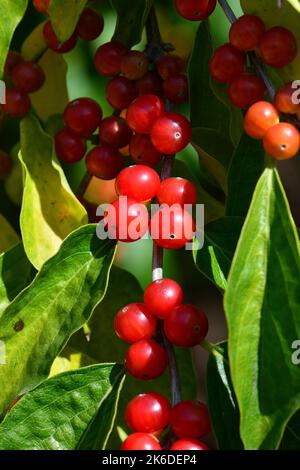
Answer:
174 0 217 21
208 14 300 160
1 51 45 119
114 278 210 450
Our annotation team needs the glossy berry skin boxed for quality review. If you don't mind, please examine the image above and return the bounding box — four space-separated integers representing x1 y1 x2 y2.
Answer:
229 14 265 51
243 101 279 139
11 61 45 93
0 151 12 179
116 165 160 203
4 51 23 77
150 112 192 155
126 95 165 134
164 304 208 347
157 55 185 80
86 145 124 180
150 206 195 250
144 278 183 320
33 0 49 13
106 197 149 242
137 71 163 97
170 439 209 450
263 123 300 160
274 82 300 114
77 8 104 41
106 76 137 110
114 303 157 343
163 74 188 104
121 433 162 450
170 401 211 439
125 339 168 380
64 98 102 137
55 128 86 163
228 73 266 109
94 41 128 77
209 44 245 83
121 51 149 80
129 134 162 167
157 177 197 206
43 21 77 53
126 393 171 433
2 89 31 118
174 0 217 21
99 116 132 149
259 27 297 69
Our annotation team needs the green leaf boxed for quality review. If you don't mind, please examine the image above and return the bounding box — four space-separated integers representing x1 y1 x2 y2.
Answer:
0 0 28 79
280 411 300 450
206 342 243 450
4 143 23 207
0 225 116 414
48 0 88 42
0 243 34 319
193 216 243 290
0 214 19 254
20 113 87 270
226 134 266 217
241 0 300 82
0 364 125 450
111 0 154 47
224 168 300 449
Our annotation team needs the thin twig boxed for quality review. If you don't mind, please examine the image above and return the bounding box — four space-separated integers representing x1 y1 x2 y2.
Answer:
77 171 92 197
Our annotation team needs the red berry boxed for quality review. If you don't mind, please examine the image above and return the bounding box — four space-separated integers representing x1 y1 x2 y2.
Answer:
229 14 265 51
4 51 24 77
150 205 195 250
0 151 12 179
121 433 162 450
274 82 300 114
2 89 31 118
244 101 279 139
125 339 168 380
126 95 165 134
174 0 217 21
77 8 104 41
130 134 162 167
228 73 266 109
259 27 297 69
150 112 192 154
144 278 183 320
94 41 128 77
64 98 102 137
209 43 245 83
105 197 149 242
43 20 77 53
106 76 138 110
11 61 45 93
86 145 124 179
170 439 209 450
137 71 163 96
170 401 211 439
33 0 49 13
114 303 157 343
99 116 132 149
55 128 86 163
116 165 160 203
263 123 300 160
125 393 171 433
120 51 149 80
157 177 197 206
163 73 188 104
157 54 185 80
164 304 208 347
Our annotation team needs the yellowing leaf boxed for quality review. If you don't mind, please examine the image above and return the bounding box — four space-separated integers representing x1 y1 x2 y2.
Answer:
48 0 88 42
20 113 87 270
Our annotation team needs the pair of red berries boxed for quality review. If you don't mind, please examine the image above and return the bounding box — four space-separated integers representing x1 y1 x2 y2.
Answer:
122 395 210 450
43 7 104 54
2 52 45 119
